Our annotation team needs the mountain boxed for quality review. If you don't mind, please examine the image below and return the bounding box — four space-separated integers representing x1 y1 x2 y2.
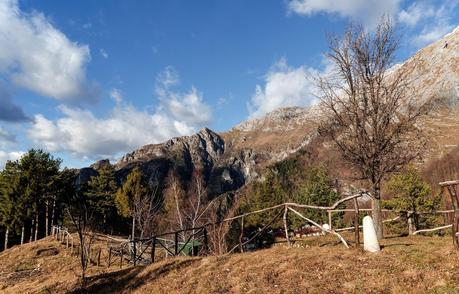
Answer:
80 26 459 199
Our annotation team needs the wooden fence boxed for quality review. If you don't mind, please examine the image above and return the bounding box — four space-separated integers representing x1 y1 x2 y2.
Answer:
49 182 459 268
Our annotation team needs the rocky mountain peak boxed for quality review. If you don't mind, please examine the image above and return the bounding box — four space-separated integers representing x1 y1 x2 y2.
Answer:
90 159 111 170
232 105 323 133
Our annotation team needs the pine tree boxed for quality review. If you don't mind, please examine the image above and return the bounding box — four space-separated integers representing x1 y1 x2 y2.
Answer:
295 166 340 226
0 160 22 249
17 149 61 240
384 166 440 234
85 165 118 232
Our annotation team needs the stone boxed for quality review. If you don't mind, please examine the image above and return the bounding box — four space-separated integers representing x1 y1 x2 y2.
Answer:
363 216 380 252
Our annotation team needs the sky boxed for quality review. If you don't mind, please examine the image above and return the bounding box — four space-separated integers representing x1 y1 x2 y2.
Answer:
0 0 458 168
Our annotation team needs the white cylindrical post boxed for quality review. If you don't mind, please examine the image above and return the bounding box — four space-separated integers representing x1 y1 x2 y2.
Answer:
363 216 380 252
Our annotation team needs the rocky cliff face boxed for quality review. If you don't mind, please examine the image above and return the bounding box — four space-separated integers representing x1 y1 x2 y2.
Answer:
80 128 258 197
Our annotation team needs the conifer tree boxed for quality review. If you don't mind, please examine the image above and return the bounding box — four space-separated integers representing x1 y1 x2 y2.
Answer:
85 165 118 232
384 166 440 234
18 149 61 240
0 160 22 249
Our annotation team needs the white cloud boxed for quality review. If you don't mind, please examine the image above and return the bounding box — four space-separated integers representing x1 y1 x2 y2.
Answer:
27 68 213 160
100 48 108 59
412 24 455 46
156 67 212 125
28 105 190 159
398 2 434 27
0 150 23 169
0 0 97 101
287 0 402 28
248 58 320 118
110 88 122 104
405 1 459 47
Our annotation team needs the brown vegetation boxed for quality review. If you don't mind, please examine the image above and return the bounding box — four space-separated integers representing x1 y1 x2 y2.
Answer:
2 234 459 293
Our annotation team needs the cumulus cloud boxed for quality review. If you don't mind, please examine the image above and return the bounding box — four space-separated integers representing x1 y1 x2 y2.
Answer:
398 2 433 27
156 67 212 125
287 0 401 28
0 150 23 169
405 1 459 47
0 0 97 101
248 58 320 118
27 67 213 160
288 0 458 47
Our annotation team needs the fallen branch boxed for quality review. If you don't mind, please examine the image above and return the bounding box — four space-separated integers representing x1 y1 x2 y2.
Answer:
287 207 349 248
413 224 452 235
284 192 369 211
439 180 459 187
334 216 401 232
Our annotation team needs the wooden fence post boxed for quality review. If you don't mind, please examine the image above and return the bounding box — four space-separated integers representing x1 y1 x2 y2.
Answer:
133 241 137 266
445 185 459 248
120 248 123 268
203 228 208 254
239 217 245 253
174 232 179 256
283 205 291 246
353 197 360 247
151 237 156 264
97 249 101 267
328 210 332 230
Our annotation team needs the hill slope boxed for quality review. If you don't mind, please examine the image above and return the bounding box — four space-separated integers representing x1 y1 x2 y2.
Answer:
1 235 459 293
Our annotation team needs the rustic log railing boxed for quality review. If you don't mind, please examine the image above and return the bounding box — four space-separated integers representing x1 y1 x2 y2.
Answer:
440 180 459 248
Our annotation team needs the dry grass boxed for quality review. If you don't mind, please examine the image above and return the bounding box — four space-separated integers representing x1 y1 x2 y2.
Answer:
1 234 459 293
0 235 121 293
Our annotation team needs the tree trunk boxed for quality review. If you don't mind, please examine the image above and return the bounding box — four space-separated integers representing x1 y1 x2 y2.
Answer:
131 213 135 241
103 214 107 234
4 228 8 250
45 201 49 237
21 225 25 245
408 213 415 235
34 214 39 241
30 218 34 243
372 183 383 240
50 197 56 229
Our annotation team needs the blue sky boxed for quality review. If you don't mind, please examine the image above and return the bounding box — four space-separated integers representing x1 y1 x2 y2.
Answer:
0 0 458 168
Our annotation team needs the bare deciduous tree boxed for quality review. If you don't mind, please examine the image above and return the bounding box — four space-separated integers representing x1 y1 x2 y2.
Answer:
66 190 94 282
317 18 425 240
134 183 162 239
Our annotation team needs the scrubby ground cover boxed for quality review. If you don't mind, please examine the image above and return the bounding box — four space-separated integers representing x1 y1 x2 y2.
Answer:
1 235 458 293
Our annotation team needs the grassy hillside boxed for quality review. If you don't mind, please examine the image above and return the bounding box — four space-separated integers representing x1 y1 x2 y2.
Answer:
1 234 459 293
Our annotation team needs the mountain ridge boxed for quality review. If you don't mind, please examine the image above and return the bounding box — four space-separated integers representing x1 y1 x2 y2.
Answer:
81 26 459 199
